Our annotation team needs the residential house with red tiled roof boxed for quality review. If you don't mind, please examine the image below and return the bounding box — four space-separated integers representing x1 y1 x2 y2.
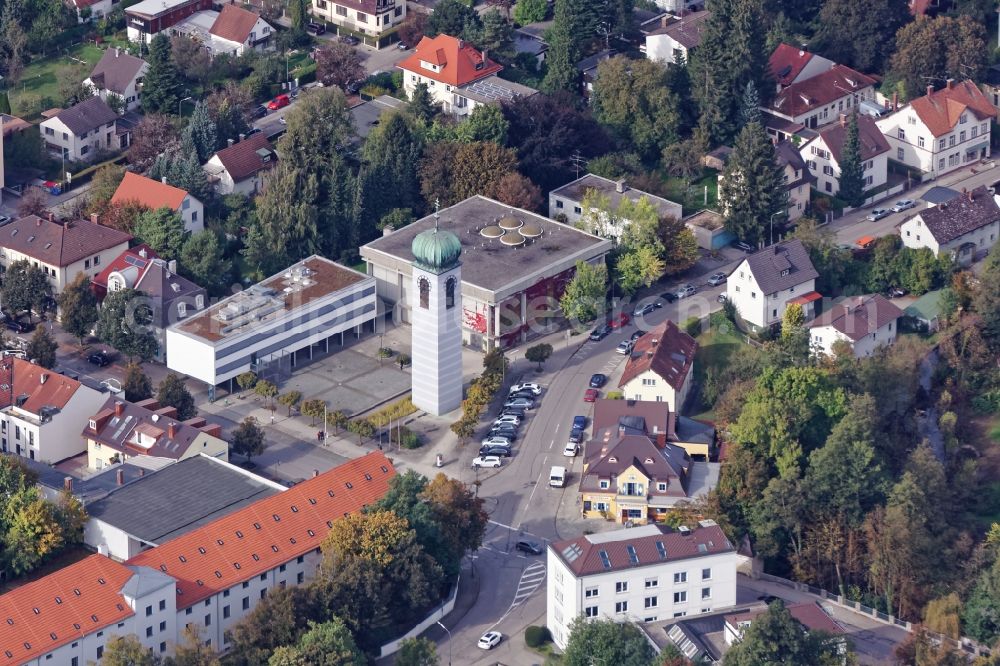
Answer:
724 601 846 650
768 43 834 91
398 34 536 116
111 172 204 234
545 522 738 649
202 133 277 195
0 453 394 664
877 79 996 178
308 0 406 46
618 319 697 413
83 397 228 471
808 294 904 358
0 213 132 294
0 358 108 464
127 452 395 651
763 64 877 139
208 5 273 55
799 113 890 198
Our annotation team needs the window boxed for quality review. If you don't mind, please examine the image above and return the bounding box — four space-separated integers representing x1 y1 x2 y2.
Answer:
556 200 563 209
243 597 250 610
336 4 346 14
205 615 211 626
445 277 456 309
146 627 153 637
585 587 599 598
94 256 100 266
644 596 658 608
972 125 979 139
81 145 90 155
616 581 628 593
84 259 91 269
178 302 187 317
159 621 166 631
44 127 54 136
702 568 712 580
585 606 599 618
918 136 925 148
96 647 104 659
656 482 667 492
574 206 582 214
394 6 401 15
297 572 304 584
223 606 230 619
674 572 686 584
939 158 945 170
418 277 429 309
960 131 966 142
940 139 947 150
645 578 658 588
960 113 968 124
357 11 367 21
897 128 905 140
897 147 904 161
751 292 757 299
949 135 956 147
599 480 609 489
615 601 628 613
673 591 687 603
982 122 988 134
702 587 711 599
641 378 656 386
159 600 166 611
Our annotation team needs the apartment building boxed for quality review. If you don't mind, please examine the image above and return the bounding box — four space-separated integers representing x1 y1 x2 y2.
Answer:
725 239 819 331
800 113 890 197
309 0 405 43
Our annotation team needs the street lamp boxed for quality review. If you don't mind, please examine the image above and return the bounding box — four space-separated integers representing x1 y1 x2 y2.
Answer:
435 621 452 666
769 212 785 247
178 94 193 118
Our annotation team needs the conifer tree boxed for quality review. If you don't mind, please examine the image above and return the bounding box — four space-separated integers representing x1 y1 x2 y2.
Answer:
837 112 866 208
141 34 183 115
720 121 787 247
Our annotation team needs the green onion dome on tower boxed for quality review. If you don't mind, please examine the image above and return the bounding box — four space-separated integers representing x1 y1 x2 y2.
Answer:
411 227 462 273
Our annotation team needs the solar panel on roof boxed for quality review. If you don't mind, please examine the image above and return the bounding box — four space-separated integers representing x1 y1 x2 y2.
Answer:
124 255 148 268
626 544 639 565
562 543 583 562
599 550 612 569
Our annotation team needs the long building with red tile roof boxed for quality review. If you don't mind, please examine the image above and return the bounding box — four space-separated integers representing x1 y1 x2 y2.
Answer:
618 319 697 413
0 452 395 664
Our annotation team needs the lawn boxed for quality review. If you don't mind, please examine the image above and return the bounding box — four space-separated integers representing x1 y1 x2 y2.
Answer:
664 169 719 214
9 43 105 118
691 317 746 421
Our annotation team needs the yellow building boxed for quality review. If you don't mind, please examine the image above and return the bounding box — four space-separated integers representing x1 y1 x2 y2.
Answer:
84 398 228 471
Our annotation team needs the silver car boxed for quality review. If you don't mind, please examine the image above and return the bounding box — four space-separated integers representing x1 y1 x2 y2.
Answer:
675 284 697 299
891 199 915 213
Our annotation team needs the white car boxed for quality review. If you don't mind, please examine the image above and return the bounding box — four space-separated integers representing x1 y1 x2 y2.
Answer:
891 199 915 213
481 435 513 447
494 414 521 426
615 339 633 355
866 208 889 221
478 631 503 650
509 382 542 395
563 442 579 457
472 456 502 469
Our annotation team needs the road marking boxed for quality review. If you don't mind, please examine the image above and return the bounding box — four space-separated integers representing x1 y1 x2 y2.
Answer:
548 439 554 451
515 461 547 530
488 561 547 631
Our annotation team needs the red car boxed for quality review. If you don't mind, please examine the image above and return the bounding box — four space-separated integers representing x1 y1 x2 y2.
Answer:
584 388 599 402
267 94 291 110
609 313 631 329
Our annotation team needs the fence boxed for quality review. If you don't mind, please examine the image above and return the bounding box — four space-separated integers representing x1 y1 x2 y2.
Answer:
757 573 992 659
377 577 460 658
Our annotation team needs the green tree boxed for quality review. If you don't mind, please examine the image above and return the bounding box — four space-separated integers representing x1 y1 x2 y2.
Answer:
592 56 680 159
739 79 761 127
168 624 221 666
24 326 57 368
180 231 231 295
277 618 366 665
525 343 553 371
301 399 326 426
455 104 509 145
182 100 217 163
230 416 266 463
513 0 547 23
562 618 654 666
963 552 1000 643
479 8 512 51
540 21 579 94
236 371 258 396
157 373 196 420
890 15 986 99
407 83 439 125
395 637 438 666
425 0 480 38
973 251 1000 352
657 216 700 275
287 0 307 28
1 260 52 323
359 112 425 236
244 164 322 276
227 586 325 665
723 601 844 665
57 272 98 345
812 0 910 73
95 289 158 362
102 635 161 666
779 302 809 363
134 207 188 261
560 260 607 324
418 141 519 207
86 164 127 214
617 245 665 293
278 391 302 416
141 34 184 115
254 379 279 411
123 362 153 402
837 112 866 208
720 121 787 246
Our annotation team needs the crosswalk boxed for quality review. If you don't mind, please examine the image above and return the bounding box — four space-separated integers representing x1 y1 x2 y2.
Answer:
491 561 547 628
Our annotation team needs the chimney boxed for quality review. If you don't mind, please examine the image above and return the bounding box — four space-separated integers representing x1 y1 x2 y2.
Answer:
116 468 125 485
138 247 147 259
161 176 167 184
227 138 234 147
482 48 489 65
839 113 847 128
114 401 125 417
63 476 73 492
239 133 245 141
946 78 954 89
927 84 935 97
139 468 145 477
615 179 627 193
892 91 899 111
458 39 464 48
660 15 669 27
382 225 394 237
40 373 47 384
90 213 99 224
168 422 177 439
312 469 319 478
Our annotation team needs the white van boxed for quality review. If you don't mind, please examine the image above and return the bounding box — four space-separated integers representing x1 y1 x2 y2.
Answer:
549 466 566 488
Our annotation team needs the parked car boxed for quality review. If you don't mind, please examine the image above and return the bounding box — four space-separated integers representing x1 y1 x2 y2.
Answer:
866 208 889 221
855 235 877 249
615 339 633 355
568 427 584 444
5 319 30 334
481 435 513 447
480 445 512 458
509 382 542 395
478 631 503 650
472 456 502 469
306 21 326 35
494 414 521 426
88 350 112 367
515 540 543 555
397 41 409 49
707 272 727 286
503 397 533 410
589 323 611 341
339 34 360 45
674 283 697 299
489 426 519 440
632 301 661 316
891 199 915 213
609 312 630 329
630 330 644 342
733 240 754 253
0 215 12 226
584 388 599 402
888 286 908 299
563 442 580 457
572 415 587 430
267 94 290 110
660 291 678 303
253 105 268 119
509 389 537 400
501 407 526 418
589 373 606 388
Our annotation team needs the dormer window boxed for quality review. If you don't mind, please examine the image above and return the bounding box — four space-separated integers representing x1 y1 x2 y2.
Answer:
89 419 97 430
599 479 609 489
960 113 968 124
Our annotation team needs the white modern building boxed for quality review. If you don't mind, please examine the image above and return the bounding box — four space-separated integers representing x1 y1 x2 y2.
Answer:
800 113 890 197
877 79 995 178
548 174 683 238
410 227 463 416
726 239 819 331
0 358 108 464
808 294 903 358
165 255 377 387
309 0 406 44
899 185 1000 263
546 522 738 650
0 453 394 663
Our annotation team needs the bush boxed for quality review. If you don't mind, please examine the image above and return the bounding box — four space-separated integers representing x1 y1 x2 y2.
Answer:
606 390 624 400
397 353 411 369
366 397 416 425
684 316 702 338
525 625 551 648
376 346 393 359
